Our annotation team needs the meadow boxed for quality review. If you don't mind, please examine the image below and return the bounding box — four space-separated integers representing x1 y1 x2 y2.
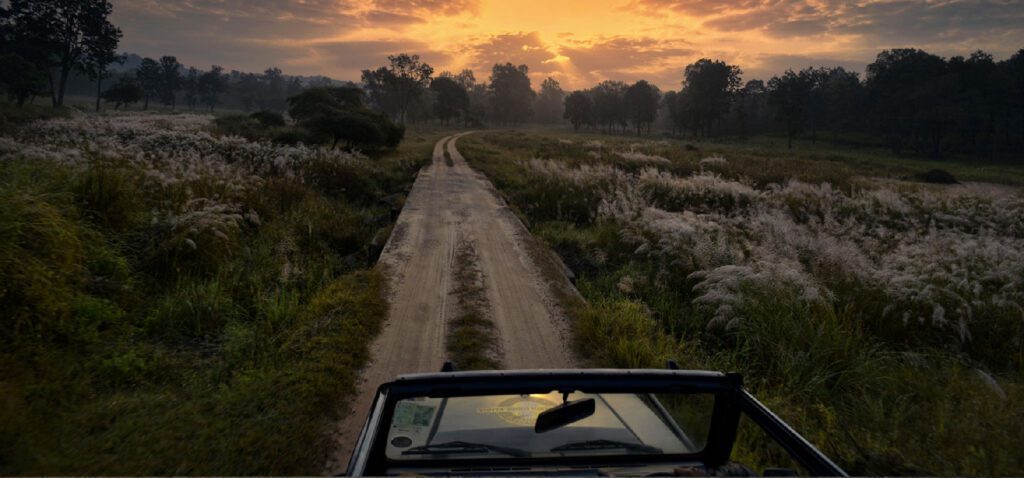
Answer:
458 130 1024 476
0 108 439 474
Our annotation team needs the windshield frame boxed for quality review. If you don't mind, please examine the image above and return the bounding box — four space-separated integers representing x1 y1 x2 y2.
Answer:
347 369 846 477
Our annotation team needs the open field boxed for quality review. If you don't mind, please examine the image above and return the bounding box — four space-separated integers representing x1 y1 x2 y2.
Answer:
458 129 1024 475
0 110 453 474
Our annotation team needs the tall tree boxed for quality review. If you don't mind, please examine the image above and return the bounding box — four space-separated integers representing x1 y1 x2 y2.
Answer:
430 74 469 125
8 0 122 107
535 77 565 123
157 56 181 109
680 58 742 136
261 67 285 111
563 90 594 131
135 57 160 110
734 79 766 137
662 90 685 136
182 67 199 110
624 80 660 135
198 65 226 111
591 80 627 133
488 63 535 125
361 53 433 124
822 67 863 144
865 48 948 155
768 69 814 149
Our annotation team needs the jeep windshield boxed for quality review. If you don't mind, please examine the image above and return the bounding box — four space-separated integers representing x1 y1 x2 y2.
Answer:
384 391 712 461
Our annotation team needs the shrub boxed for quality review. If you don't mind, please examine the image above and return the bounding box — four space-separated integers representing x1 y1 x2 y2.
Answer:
249 110 285 128
212 114 263 140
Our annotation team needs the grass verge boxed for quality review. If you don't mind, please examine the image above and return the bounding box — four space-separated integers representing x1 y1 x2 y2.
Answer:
447 239 501 370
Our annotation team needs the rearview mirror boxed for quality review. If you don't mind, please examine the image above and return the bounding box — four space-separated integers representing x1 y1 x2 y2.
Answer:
534 398 595 433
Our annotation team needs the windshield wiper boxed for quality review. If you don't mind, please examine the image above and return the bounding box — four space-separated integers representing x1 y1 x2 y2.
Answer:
402 440 529 457
550 439 662 454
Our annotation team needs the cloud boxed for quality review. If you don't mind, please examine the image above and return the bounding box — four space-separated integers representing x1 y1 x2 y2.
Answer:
468 32 560 75
110 0 1024 89
559 36 696 85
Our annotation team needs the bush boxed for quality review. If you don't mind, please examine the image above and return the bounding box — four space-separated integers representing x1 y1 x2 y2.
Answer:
212 114 263 139
270 126 314 145
250 110 285 127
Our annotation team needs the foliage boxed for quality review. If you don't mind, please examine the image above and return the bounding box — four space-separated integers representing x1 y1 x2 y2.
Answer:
488 62 535 125
429 75 469 125
459 130 1024 475
287 86 404 150
0 113 436 473
4 0 121 107
361 53 434 124
101 77 143 110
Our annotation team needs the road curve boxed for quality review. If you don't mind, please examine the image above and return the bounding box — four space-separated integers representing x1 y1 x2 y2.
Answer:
323 133 576 473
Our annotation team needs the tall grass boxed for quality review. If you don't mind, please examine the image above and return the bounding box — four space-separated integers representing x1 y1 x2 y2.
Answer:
0 112 434 473
459 130 1024 475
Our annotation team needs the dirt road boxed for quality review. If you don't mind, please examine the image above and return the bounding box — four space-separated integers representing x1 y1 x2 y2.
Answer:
323 133 576 473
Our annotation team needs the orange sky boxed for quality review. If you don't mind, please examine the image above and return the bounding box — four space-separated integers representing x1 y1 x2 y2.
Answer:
113 0 1024 90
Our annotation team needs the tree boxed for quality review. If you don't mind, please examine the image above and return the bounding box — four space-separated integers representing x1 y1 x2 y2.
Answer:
535 77 565 123
591 80 627 133
261 67 286 111
624 80 660 135
0 53 48 106
563 91 594 131
236 72 261 112
662 90 685 136
680 58 742 136
466 82 488 127
157 55 181 109
7 0 121 107
866 48 948 155
822 68 863 144
768 69 813 149
101 77 143 110
488 63 535 125
198 65 226 111
82 18 122 112
734 80 766 137
430 74 469 125
183 67 199 110
288 86 404 150
361 53 433 124
136 57 160 110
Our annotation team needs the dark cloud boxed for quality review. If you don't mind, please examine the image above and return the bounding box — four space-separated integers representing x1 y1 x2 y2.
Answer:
632 0 1024 50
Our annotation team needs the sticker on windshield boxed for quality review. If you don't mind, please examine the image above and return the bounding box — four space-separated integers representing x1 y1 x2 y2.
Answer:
478 396 557 426
393 402 436 428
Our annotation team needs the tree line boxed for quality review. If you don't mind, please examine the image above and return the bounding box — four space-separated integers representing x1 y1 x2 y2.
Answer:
564 51 1024 160
3 0 1021 159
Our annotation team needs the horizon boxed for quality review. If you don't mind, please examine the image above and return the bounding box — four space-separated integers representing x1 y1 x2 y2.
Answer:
111 0 1024 89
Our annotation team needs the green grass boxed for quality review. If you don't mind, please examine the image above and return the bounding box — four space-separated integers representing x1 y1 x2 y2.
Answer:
447 240 501 370
0 120 445 474
457 129 1024 476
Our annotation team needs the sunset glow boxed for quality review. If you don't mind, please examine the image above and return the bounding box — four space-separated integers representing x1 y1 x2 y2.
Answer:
108 0 1024 88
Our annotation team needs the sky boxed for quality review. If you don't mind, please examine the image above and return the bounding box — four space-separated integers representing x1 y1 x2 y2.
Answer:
111 0 1024 90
